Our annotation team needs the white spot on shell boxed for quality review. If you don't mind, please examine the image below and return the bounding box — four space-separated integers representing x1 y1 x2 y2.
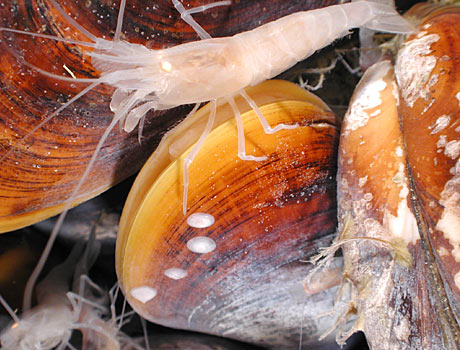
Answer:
187 237 216 254
344 61 390 133
164 268 188 280
445 140 460 160
395 33 440 108
429 115 451 134
437 135 447 149
187 213 215 228
456 92 460 106
130 286 157 303
438 246 449 257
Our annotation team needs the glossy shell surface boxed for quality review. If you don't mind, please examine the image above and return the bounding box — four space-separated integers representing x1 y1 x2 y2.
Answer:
116 80 343 349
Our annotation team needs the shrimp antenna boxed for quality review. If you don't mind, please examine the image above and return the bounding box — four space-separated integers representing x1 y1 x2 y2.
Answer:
0 28 97 48
140 317 150 350
0 294 20 324
47 0 98 42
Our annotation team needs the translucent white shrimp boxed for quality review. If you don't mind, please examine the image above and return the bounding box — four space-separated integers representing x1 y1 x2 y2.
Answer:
0 230 139 350
0 0 414 313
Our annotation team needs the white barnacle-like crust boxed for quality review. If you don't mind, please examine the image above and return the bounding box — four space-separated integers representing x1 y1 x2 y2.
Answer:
429 114 451 135
395 33 440 108
343 61 389 134
445 139 460 160
384 163 420 246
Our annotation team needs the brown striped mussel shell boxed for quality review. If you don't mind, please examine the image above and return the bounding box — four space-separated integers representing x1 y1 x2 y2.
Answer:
115 80 354 349
336 4 460 349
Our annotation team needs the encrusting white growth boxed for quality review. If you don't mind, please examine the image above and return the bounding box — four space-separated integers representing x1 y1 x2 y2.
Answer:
395 32 440 108
186 237 217 254
130 286 158 304
436 159 460 262
343 60 389 134
186 213 215 228
385 163 420 246
429 114 451 135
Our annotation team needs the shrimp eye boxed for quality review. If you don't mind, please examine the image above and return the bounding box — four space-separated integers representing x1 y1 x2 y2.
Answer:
161 61 173 72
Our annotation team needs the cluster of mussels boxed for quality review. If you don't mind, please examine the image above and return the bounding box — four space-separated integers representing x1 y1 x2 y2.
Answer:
1 1 460 350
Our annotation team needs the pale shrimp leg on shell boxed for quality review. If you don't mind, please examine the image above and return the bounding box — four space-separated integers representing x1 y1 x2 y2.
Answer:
226 96 268 162
182 101 215 215
172 0 231 40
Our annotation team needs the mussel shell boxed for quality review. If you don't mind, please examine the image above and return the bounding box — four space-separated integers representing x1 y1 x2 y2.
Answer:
397 3 460 309
116 80 343 349
337 4 460 348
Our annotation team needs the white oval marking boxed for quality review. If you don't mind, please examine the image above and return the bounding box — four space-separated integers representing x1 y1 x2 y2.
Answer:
130 286 157 303
186 236 216 254
164 268 188 280
187 213 215 228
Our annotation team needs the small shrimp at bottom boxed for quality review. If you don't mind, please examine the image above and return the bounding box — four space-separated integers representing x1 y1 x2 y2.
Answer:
0 228 143 350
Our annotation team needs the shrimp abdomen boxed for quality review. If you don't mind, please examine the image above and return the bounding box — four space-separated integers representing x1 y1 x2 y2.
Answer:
236 1 414 86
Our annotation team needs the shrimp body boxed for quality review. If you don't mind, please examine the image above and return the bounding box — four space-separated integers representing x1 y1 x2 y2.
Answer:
0 232 131 350
0 297 74 350
90 0 413 131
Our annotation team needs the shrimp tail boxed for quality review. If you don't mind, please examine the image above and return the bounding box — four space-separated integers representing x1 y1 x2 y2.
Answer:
352 0 415 34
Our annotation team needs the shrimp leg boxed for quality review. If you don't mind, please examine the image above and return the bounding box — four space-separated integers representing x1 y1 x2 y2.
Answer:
226 97 267 162
182 101 214 214
172 0 231 40
239 89 299 134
